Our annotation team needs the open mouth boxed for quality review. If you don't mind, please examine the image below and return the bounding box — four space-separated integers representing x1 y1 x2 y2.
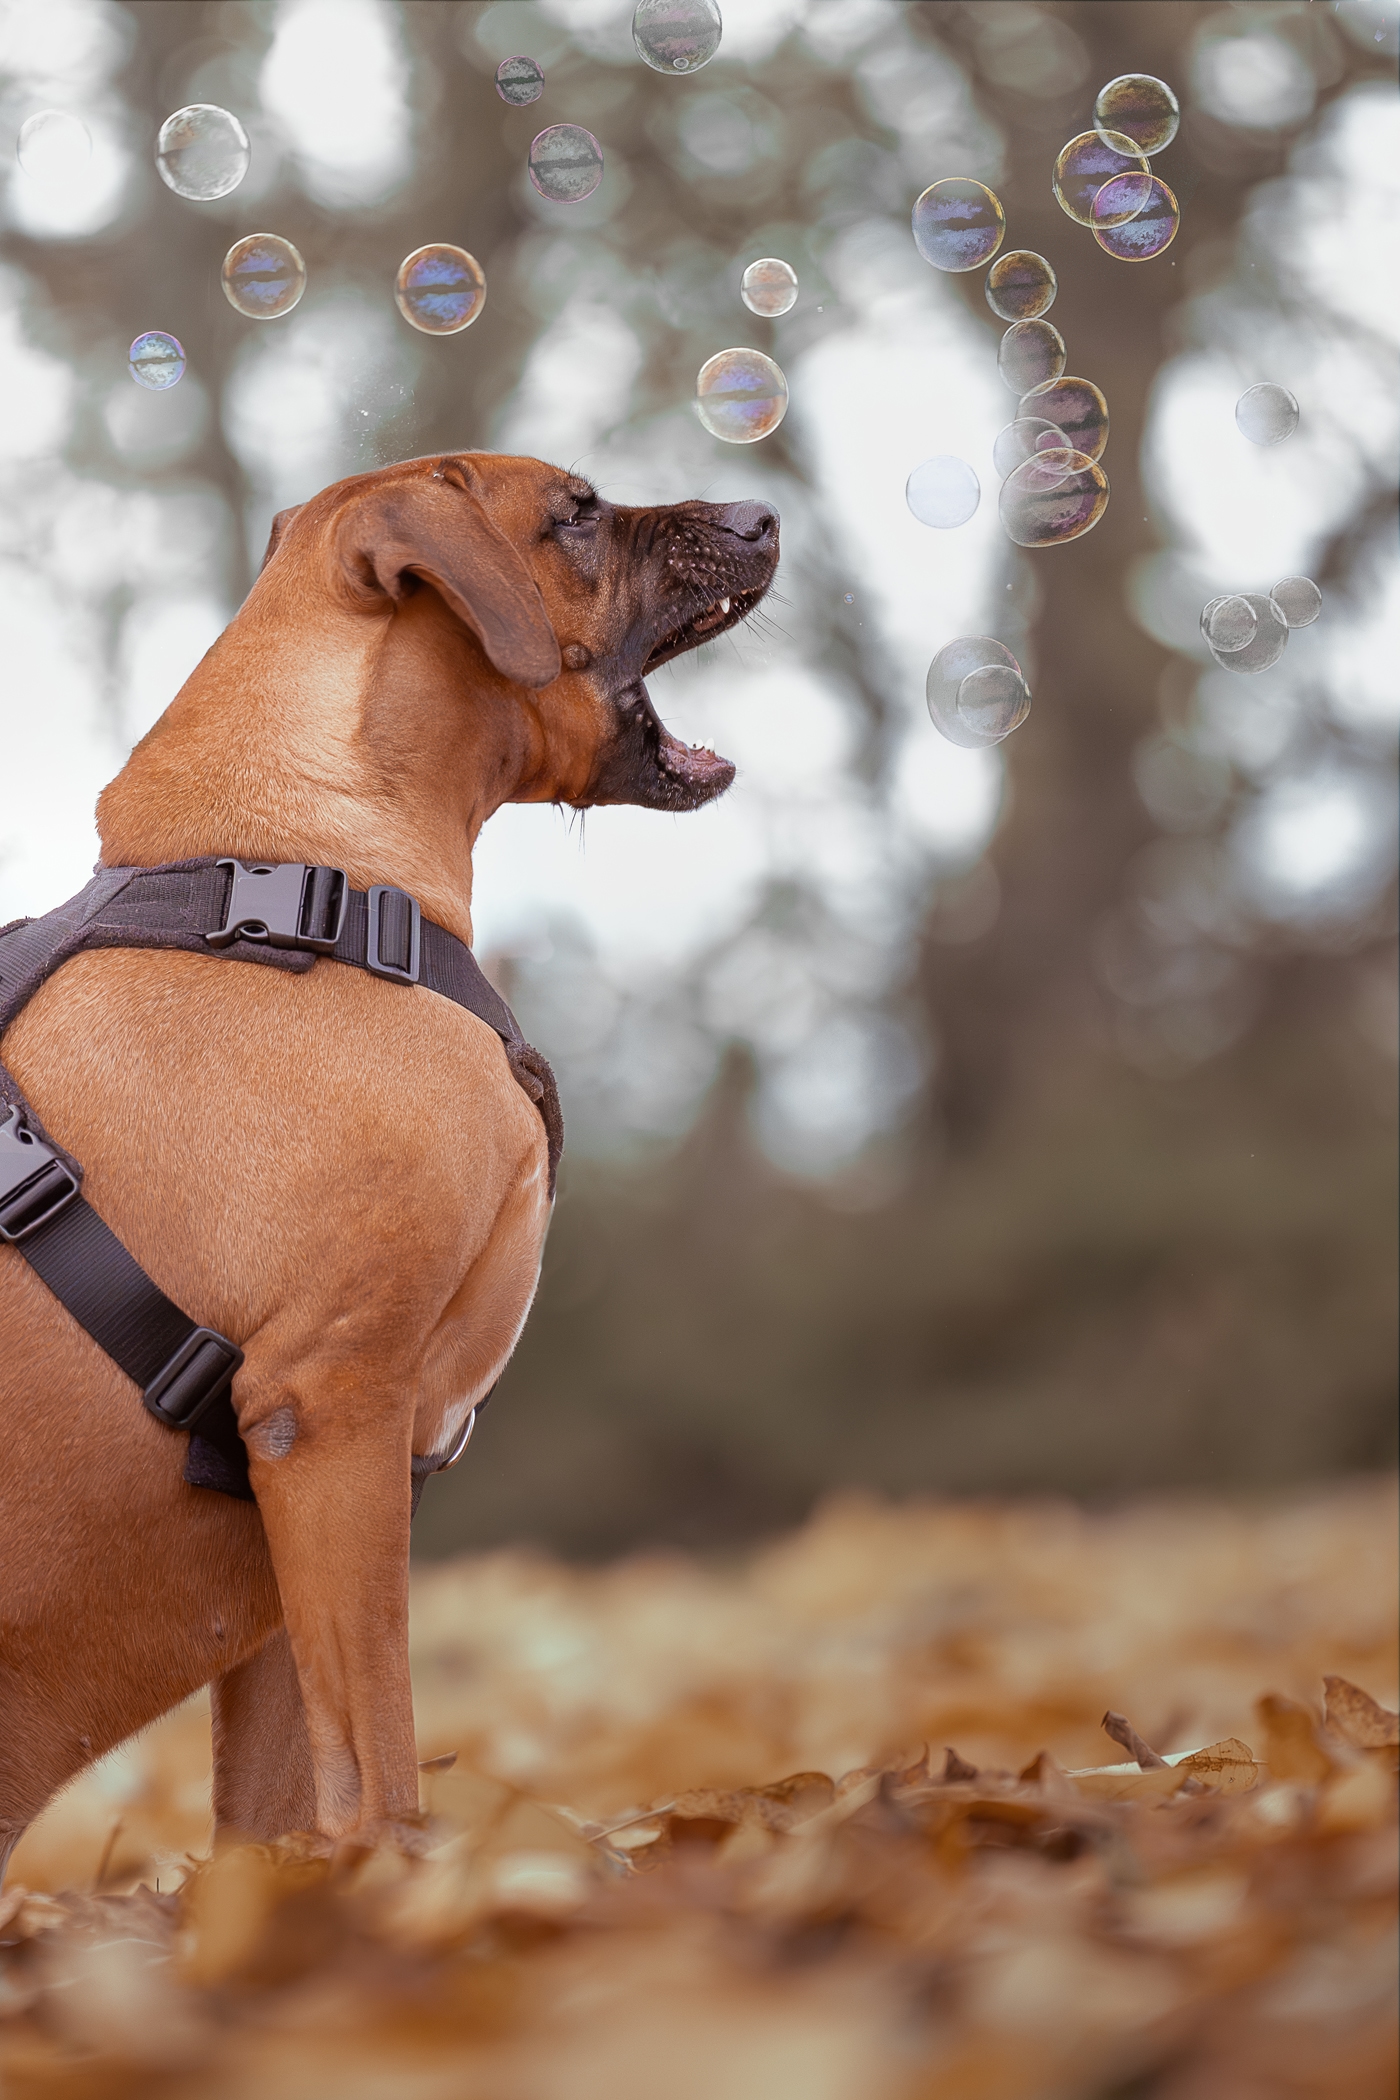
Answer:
641 586 767 675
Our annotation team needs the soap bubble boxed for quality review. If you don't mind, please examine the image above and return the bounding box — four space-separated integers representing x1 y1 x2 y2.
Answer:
495 55 545 105
999 447 1109 548
1235 383 1299 445
1018 376 1109 462
1205 593 1288 675
906 455 981 529
155 104 250 201
1092 174 1179 261
998 319 1066 394
912 177 1005 273
632 0 722 73
128 331 185 391
16 109 91 179
528 124 604 202
1053 129 1148 225
1201 595 1257 653
696 347 787 443
221 233 306 320
926 636 1030 748
1270 575 1322 628
1094 74 1180 155
992 417 1065 478
985 250 1057 322
740 257 798 318
394 245 487 334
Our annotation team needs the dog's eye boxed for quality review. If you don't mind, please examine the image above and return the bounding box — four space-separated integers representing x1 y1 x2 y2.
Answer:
553 496 599 536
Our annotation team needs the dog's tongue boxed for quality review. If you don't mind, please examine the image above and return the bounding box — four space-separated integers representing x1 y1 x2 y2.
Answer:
657 725 735 798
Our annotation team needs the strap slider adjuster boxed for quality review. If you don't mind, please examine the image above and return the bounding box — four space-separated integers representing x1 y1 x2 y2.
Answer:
208 860 348 955
365 885 422 984
0 1107 80 1242
143 1327 245 1430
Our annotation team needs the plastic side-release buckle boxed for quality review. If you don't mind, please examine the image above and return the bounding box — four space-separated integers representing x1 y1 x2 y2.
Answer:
143 1327 245 1430
0 1106 80 1242
365 885 422 984
207 860 347 954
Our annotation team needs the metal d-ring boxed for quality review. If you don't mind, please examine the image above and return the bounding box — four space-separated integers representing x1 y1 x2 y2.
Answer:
435 1406 478 1473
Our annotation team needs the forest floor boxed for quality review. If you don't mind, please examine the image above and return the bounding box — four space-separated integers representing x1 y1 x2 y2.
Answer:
2 1477 1396 2099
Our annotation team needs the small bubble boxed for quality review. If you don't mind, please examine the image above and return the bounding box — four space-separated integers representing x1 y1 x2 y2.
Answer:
528 123 604 203
1053 130 1147 226
696 347 788 443
912 177 1005 273
985 250 1057 322
394 244 487 334
927 636 1030 748
155 103 249 202
128 331 185 391
632 0 721 73
1235 383 1299 445
222 233 306 320
1018 375 1109 462
1205 593 1288 675
906 455 981 529
495 55 545 105
992 417 1064 479
1092 174 1180 261
1270 575 1322 628
1094 73 1180 156
998 319 1066 394
998 447 1109 548
16 109 91 179
740 257 798 318
1201 594 1257 653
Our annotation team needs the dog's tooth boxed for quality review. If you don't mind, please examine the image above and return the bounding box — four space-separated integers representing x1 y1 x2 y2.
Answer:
720 597 731 613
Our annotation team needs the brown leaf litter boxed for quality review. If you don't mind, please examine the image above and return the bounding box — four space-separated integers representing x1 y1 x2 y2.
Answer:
2 1479 1396 2099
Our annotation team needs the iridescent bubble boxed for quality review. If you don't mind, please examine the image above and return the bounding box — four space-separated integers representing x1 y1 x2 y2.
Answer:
1201 595 1257 653
740 257 798 318
696 347 787 443
906 455 981 529
632 0 722 73
528 123 604 203
155 104 250 202
1092 174 1180 261
394 244 487 334
912 177 1005 273
999 447 1109 548
16 109 91 179
1094 74 1180 155
495 55 545 105
1053 129 1148 226
985 250 1057 322
1270 575 1322 628
128 331 185 391
221 233 306 320
1205 593 1288 675
998 319 1066 394
926 636 1030 748
1235 383 1299 445
992 417 1064 478
1018 375 1109 462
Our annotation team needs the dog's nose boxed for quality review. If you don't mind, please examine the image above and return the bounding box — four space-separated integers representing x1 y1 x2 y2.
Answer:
713 501 779 546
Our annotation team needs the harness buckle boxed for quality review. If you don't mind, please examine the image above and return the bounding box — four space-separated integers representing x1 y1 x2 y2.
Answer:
0 1107 80 1242
365 885 422 985
143 1327 245 1430
208 860 348 955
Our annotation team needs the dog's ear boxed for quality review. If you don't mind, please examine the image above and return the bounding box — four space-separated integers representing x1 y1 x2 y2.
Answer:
260 504 303 572
337 464 561 690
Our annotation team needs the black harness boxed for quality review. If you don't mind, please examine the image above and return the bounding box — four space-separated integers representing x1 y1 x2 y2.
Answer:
0 857 561 1506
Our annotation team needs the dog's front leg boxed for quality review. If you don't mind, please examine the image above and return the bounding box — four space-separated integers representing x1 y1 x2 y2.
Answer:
211 1629 316 1840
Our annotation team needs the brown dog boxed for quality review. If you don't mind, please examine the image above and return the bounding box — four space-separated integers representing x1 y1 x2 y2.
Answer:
0 452 777 1869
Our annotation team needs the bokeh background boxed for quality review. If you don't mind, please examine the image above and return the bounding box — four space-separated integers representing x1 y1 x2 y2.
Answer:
0 0 1394 1561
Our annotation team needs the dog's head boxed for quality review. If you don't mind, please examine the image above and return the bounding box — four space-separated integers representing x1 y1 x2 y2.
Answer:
258 453 779 814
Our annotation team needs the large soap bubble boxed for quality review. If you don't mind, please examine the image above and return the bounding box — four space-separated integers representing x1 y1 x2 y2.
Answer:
1018 376 1109 462
999 447 1109 548
906 456 981 529
528 124 604 202
1053 130 1148 225
632 0 722 73
696 348 787 443
1205 593 1288 674
985 250 1057 322
496 55 545 105
16 109 91 178
992 417 1064 478
394 245 487 334
1094 74 1180 155
1235 383 1299 444
221 233 306 320
741 257 798 317
1270 576 1322 628
1201 595 1257 654
128 331 185 390
156 104 250 201
912 178 1005 273
926 636 1031 748
1092 174 1179 261
998 320 1066 394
